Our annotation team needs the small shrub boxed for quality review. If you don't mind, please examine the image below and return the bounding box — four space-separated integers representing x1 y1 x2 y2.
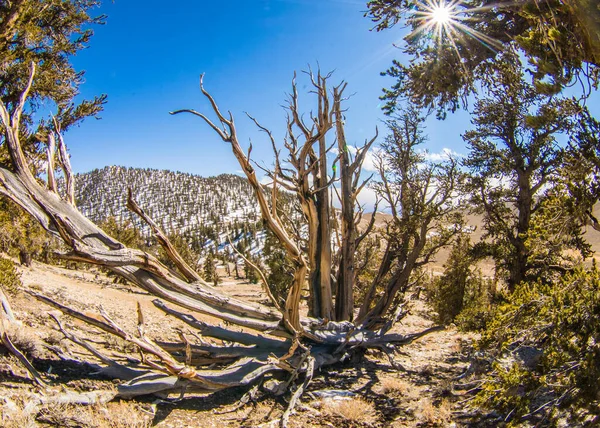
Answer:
0 257 22 295
427 235 495 330
476 264 600 424
418 398 452 426
4 324 42 358
378 376 411 396
454 283 495 332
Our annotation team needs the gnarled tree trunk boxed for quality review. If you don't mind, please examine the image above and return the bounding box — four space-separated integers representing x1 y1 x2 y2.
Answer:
0 65 439 424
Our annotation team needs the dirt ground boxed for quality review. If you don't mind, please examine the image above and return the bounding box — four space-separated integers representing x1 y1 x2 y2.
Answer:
0 260 496 427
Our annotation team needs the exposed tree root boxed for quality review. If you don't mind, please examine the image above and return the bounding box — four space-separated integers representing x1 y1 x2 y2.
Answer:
24 287 442 413
280 356 315 428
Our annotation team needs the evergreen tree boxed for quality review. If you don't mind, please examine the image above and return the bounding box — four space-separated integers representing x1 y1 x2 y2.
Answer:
98 216 144 250
358 107 465 325
203 251 220 286
0 196 53 265
244 256 259 284
157 232 199 273
428 234 494 328
367 0 599 115
0 0 106 168
262 229 293 306
463 56 590 290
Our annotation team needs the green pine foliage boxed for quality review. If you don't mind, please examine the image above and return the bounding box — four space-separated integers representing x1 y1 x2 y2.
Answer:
476 264 600 424
0 256 22 295
463 55 590 290
354 234 387 308
366 0 599 116
97 216 145 250
0 196 56 264
203 251 220 286
262 229 293 306
0 0 106 170
427 235 495 329
157 233 200 273
244 257 259 284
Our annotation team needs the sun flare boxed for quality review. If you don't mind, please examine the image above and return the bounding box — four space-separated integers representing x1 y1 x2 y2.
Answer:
431 4 452 25
408 0 504 58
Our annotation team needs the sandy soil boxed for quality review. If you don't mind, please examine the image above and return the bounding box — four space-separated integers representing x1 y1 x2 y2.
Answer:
0 258 495 427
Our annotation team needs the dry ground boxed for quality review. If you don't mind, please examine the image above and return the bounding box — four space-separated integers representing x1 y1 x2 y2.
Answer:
0 259 500 427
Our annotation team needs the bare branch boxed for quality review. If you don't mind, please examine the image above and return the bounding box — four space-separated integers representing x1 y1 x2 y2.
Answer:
170 109 229 141
280 355 315 428
0 286 16 323
13 62 36 129
127 189 202 283
46 133 58 193
228 236 283 312
0 300 46 386
356 200 379 249
56 132 76 206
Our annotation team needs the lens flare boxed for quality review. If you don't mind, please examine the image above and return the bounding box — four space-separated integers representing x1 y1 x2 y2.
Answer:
407 0 505 67
431 4 452 25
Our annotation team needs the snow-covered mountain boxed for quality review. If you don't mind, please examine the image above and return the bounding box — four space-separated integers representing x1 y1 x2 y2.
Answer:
73 166 267 252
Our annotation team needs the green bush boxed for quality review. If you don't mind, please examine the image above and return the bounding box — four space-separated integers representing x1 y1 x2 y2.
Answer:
0 256 22 295
0 196 55 264
157 232 200 273
262 229 293 306
475 264 600 425
428 235 495 330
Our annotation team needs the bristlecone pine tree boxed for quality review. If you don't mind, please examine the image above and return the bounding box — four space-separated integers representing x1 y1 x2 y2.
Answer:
367 0 600 116
0 66 454 410
0 3 456 418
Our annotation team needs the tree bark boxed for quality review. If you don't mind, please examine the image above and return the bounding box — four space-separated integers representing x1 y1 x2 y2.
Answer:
335 110 355 321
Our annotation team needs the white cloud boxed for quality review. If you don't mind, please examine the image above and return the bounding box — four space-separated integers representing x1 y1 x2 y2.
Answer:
360 147 381 172
355 185 378 210
259 175 273 186
421 148 462 162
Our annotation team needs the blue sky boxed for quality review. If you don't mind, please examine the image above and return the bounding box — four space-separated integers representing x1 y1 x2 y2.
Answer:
64 0 473 176
65 0 598 179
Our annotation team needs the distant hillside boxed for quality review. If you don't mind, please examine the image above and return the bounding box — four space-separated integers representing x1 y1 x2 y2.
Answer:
73 166 265 252
72 166 600 270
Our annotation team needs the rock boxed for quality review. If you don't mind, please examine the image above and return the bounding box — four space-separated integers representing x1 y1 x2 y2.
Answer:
513 346 543 370
311 389 357 401
262 378 287 396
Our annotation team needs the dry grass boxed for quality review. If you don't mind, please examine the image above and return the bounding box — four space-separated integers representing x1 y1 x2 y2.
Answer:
4 323 43 358
378 376 412 396
1 395 152 428
38 402 152 428
322 397 378 425
418 398 452 426
0 396 35 428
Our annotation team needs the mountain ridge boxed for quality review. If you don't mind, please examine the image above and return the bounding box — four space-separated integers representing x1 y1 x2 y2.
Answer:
73 165 264 251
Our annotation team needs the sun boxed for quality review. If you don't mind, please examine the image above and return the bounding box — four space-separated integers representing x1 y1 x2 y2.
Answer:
407 0 504 56
413 0 458 35
431 4 452 25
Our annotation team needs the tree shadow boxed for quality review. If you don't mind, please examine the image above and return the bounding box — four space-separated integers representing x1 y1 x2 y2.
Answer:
150 386 249 425
32 357 114 383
